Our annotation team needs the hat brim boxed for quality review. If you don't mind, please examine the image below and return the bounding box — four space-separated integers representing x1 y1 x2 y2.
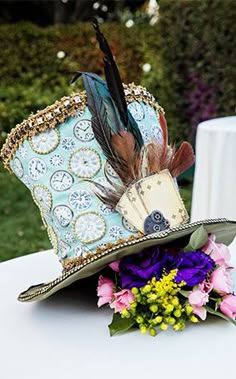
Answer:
18 219 236 302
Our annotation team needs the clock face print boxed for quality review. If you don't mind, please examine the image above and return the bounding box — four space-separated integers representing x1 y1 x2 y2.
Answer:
50 170 74 192
104 161 119 179
59 240 71 259
99 203 114 215
61 137 76 151
152 124 162 143
69 189 92 210
28 158 47 181
49 154 64 167
30 128 59 154
18 144 28 159
144 104 156 119
32 185 52 212
74 212 106 243
122 217 138 233
53 205 73 227
74 245 91 257
69 148 101 178
109 226 124 239
74 119 94 142
12 157 24 178
128 101 145 121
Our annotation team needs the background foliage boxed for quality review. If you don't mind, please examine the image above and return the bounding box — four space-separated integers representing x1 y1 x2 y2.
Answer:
0 0 235 261
0 0 235 147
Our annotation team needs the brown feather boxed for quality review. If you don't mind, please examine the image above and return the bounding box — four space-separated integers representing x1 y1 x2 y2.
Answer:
168 141 195 177
158 111 168 160
111 131 140 181
146 142 163 173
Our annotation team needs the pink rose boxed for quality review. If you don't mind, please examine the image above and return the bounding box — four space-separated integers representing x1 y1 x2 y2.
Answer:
220 295 236 319
192 305 207 320
109 260 120 272
202 234 231 266
188 288 209 307
110 289 135 313
97 275 114 307
210 266 232 295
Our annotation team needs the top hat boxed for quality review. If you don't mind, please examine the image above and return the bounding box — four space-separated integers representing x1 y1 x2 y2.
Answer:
1 21 236 302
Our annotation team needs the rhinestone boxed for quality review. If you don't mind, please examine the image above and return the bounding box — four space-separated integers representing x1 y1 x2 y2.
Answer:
134 88 141 95
54 107 61 115
64 99 70 107
74 95 81 104
37 117 43 125
28 121 34 129
46 112 53 120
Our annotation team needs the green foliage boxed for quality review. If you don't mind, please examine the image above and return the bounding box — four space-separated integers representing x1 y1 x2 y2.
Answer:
0 0 235 146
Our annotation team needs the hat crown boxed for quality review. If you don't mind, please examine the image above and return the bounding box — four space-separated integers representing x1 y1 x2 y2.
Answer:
6 84 168 269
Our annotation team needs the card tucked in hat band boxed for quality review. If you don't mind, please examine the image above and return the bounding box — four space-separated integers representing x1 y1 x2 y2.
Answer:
1 19 236 337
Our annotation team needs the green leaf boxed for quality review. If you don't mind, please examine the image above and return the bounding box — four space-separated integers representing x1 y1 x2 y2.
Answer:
179 290 190 298
205 306 236 326
108 313 135 336
184 225 208 251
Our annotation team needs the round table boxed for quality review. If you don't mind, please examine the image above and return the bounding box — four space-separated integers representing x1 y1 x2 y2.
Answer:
191 116 236 222
1 245 236 379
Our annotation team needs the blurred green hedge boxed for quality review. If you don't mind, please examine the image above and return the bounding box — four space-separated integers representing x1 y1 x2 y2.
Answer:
0 0 235 147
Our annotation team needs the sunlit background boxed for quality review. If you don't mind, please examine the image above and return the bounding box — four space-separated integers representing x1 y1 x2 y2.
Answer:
0 0 235 261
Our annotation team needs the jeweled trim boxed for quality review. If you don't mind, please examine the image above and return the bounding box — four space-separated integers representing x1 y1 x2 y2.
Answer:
1 83 164 172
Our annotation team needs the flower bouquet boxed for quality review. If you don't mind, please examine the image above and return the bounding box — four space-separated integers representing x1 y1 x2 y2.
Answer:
97 226 236 336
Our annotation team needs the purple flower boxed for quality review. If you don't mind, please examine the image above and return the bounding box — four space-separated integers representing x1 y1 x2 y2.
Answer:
119 247 215 289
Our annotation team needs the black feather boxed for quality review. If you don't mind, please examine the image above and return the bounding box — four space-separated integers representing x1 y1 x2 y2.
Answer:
93 18 144 150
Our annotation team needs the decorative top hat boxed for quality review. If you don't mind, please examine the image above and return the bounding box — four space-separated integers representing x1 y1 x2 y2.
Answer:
1 21 236 303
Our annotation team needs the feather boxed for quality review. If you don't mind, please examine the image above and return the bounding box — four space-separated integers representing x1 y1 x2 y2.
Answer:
111 131 139 180
93 18 144 150
80 72 139 184
168 141 195 177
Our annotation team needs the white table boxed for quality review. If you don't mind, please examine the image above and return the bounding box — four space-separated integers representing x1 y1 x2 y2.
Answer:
191 116 236 222
1 246 236 379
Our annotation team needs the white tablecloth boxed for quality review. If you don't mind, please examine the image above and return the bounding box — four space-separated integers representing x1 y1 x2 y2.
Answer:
1 244 236 379
191 116 236 221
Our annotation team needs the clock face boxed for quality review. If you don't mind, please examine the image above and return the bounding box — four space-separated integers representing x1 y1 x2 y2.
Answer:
32 185 52 212
74 119 94 142
74 212 106 243
12 157 24 178
69 148 101 178
69 189 92 210
109 226 123 239
59 240 71 259
128 101 145 121
50 170 74 192
53 205 73 227
104 161 119 179
28 158 47 181
122 217 138 233
30 128 59 154
152 124 162 143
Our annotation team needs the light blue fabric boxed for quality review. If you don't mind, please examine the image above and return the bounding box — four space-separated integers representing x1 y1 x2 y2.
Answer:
10 101 163 262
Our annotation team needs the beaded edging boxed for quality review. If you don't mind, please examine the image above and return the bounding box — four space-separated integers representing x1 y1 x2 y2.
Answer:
0 83 164 172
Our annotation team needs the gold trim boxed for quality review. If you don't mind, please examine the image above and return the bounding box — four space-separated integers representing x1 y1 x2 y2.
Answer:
0 83 164 172
62 233 143 271
47 225 59 255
